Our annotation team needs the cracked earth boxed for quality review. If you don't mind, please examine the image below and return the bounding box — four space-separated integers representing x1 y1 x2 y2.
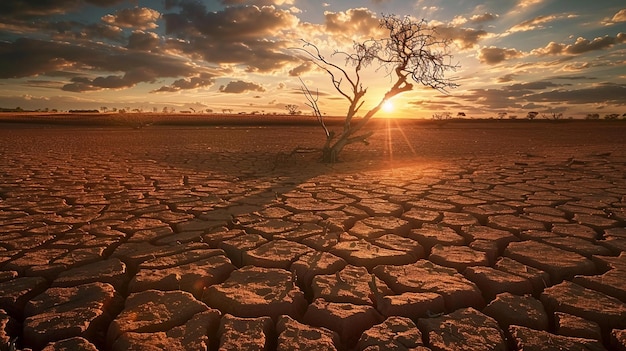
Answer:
1 120 625 350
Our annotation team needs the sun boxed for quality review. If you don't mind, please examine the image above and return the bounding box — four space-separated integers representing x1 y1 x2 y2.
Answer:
382 100 394 113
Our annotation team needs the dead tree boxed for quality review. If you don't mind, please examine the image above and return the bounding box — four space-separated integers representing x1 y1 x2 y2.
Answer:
295 14 458 163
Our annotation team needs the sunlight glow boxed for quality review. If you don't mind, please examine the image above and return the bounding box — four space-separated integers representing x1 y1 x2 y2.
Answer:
382 100 394 113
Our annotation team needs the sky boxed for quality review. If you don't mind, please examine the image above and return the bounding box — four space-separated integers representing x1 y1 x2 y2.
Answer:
0 0 625 119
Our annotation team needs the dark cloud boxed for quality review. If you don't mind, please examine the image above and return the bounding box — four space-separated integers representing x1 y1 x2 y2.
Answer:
0 0 126 18
458 82 626 113
219 80 265 93
0 38 200 92
220 0 295 5
162 2 299 72
497 74 516 83
101 7 161 30
126 31 160 50
288 62 314 77
478 46 523 64
504 81 564 91
533 33 626 56
527 83 626 105
152 73 216 93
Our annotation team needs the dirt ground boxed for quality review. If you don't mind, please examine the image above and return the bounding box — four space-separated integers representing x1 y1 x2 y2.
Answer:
1 118 625 350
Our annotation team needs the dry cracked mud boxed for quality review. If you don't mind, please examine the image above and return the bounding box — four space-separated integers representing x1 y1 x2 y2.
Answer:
1 120 625 350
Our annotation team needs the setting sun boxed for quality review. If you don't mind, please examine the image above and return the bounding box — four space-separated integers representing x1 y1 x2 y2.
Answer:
382 100 394 113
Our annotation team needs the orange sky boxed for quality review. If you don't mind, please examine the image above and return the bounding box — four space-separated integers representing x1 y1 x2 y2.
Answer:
0 0 625 119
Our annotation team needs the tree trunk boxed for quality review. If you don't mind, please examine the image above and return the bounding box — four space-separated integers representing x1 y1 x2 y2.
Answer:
321 135 349 163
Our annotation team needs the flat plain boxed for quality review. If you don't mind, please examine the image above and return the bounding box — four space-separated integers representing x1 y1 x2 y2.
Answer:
1 115 625 350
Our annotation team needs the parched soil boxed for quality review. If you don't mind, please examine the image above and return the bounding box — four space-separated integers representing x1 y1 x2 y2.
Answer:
1 118 625 350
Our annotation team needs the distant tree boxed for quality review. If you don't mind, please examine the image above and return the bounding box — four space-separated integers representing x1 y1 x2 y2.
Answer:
497 112 507 120
285 104 299 115
456 112 466 118
432 112 451 120
509 115 518 120
542 112 563 120
205 109 213 113
101 106 108 113
604 113 619 120
586 113 600 120
296 14 458 163
526 111 538 120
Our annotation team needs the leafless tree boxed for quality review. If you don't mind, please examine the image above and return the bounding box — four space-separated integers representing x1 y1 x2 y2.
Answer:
542 112 563 120
285 104 299 115
295 14 458 163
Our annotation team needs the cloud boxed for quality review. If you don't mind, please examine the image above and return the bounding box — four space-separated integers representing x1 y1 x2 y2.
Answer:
101 7 161 30
527 82 626 105
126 31 160 50
605 9 626 24
220 0 295 5
0 0 126 18
219 80 266 93
478 46 523 64
0 37 201 92
532 33 626 56
469 13 499 23
437 26 489 50
288 62 314 76
323 8 382 38
509 14 558 33
152 73 216 93
162 3 299 72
